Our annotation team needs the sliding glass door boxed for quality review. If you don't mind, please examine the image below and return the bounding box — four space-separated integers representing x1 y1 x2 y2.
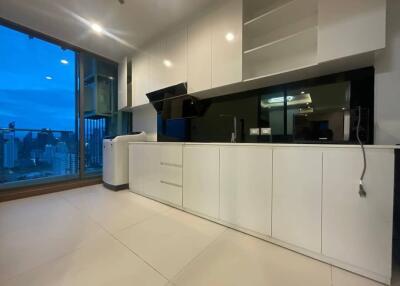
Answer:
0 23 130 190
0 24 78 188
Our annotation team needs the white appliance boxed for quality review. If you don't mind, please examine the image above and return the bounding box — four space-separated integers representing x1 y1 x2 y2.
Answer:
103 132 146 190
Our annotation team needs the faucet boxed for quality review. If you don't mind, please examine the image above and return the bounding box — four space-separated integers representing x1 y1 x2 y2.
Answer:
219 114 237 143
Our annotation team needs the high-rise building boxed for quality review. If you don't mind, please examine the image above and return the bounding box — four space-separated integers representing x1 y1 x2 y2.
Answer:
0 131 4 169
53 142 77 175
3 132 18 168
43 144 55 164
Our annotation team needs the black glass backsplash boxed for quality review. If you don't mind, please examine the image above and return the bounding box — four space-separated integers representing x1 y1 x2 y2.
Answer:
157 67 374 144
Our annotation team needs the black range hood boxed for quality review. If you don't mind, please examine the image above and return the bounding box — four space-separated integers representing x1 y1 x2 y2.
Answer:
146 82 208 120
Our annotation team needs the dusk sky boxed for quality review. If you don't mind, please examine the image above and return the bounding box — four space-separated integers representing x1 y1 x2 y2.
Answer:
0 24 76 132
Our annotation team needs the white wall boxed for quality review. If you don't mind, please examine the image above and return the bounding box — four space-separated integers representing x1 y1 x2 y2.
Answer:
132 105 157 141
374 0 400 145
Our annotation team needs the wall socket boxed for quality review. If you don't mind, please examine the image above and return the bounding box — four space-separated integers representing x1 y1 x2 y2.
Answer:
261 128 272 135
249 128 260 135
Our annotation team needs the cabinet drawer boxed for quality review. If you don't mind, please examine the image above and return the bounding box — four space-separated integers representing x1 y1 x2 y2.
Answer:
159 181 183 207
160 144 183 166
160 165 182 187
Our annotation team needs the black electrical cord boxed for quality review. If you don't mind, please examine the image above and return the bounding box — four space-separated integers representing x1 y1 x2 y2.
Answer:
356 106 367 197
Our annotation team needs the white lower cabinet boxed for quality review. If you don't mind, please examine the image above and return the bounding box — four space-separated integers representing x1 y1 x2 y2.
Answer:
129 143 395 284
272 147 323 253
129 143 183 207
183 145 220 219
220 146 272 235
322 148 394 281
130 144 160 196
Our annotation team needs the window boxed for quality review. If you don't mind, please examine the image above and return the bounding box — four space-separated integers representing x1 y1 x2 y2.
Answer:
0 23 132 189
0 25 78 188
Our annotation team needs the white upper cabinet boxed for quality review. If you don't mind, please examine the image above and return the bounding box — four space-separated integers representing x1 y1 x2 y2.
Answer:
131 0 387 100
272 147 323 253
118 56 133 110
133 27 187 104
187 0 243 93
242 0 386 80
220 146 273 235
147 40 165 93
317 0 386 62
211 0 243 88
243 0 318 80
187 13 213 93
132 51 149 107
118 56 128 110
163 26 188 88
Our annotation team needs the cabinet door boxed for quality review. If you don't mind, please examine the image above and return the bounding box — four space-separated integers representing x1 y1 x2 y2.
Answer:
272 148 322 253
318 0 386 62
322 148 394 279
183 145 220 218
220 146 273 235
187 13 212 93
130 144 160 196
118 57 128 110
163 27 187 88
148 41 165 92
132 53 149 107
211 0 243 88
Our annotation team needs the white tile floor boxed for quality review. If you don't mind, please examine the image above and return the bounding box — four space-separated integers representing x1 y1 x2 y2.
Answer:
0 184 388 285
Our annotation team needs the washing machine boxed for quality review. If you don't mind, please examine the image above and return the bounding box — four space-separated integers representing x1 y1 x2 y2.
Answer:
103 131 146 190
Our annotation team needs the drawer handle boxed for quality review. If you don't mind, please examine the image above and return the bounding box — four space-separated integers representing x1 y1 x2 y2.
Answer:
160 180 182 188
160 162 182 168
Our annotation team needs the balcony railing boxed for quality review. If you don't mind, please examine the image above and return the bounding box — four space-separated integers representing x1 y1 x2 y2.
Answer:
0 128 78 188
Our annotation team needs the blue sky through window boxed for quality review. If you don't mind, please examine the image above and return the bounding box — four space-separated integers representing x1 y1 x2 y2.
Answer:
0 25 76 131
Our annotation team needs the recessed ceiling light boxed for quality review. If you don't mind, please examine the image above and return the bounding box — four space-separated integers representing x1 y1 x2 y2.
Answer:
225 32 235 42
60 59 69 64
301 91 305 94
163 59 172 68
91 23 103 34
45 76 53 80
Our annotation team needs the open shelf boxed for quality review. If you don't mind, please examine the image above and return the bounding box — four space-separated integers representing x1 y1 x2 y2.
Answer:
243 0 294 23
243 0 318 51
243 26 318 80
244 27 316 55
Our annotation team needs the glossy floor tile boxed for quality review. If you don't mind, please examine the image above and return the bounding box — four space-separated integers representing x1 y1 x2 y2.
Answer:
172 229 332 286
0 185 393 285
115 208 225 279
332 267 385 286
0 193 106 283
4 233 167 286
61 185 171 233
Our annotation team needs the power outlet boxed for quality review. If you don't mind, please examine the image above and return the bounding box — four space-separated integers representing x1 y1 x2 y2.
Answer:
249 128 260 136
261 128 271 135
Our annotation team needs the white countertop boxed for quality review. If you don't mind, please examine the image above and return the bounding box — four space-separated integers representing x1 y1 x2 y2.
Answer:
129 141 400 150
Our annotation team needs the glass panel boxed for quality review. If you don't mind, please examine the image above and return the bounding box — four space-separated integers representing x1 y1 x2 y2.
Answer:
259 91 285 142
0 25 78 189
82 54 127 176
287 82 351 142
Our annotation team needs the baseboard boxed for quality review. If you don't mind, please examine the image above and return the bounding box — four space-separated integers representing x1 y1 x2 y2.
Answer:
0 177 102 202
103 182 129 191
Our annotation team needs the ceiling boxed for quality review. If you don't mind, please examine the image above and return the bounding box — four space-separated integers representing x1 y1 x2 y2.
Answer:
0 0 214 61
